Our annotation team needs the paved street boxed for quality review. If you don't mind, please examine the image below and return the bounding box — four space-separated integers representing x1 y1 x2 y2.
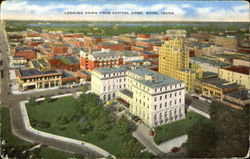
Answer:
0 23 103 158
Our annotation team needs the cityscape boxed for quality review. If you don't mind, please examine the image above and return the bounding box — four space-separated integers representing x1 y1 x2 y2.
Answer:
0 0 249 159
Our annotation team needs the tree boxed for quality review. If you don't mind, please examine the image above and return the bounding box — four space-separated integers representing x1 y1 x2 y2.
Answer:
115 115 132 135
187 101 249 157
187 119 217 157
119 138 142 158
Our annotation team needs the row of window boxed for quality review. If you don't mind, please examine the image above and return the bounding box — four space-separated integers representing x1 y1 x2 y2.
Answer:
154 98 182 110
103 71 125 77
154 83 182 93
154 91 182 101
103 84 126 91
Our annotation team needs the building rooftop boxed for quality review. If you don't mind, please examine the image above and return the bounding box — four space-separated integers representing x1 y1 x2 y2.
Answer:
119 51 139 57
55 56 80 65
202 71 218 78
60 70 76 78
179 69 196 73
201 77 240 89
120 89 133 98
92 51 121 57
226 89 250 100
18 68 61 78
130 67 182 88
95 66 128 74
223 66 250 75
191 56 230 67
79 70 91 76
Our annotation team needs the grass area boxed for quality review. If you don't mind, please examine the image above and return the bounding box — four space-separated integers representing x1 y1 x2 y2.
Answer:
154 111 210 145
0 108 83 159
25 96 146 157
40 147 83 159
0 108 30 146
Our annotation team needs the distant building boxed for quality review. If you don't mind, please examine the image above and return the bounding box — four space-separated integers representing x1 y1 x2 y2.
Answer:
14 47 37 61
200 77 240 101
190 56 230 74
219 66 250 89
15 68 62 91
166 29 187 38
213 36 238 50
80 49 123 71
49 56 80 72
95 42 125 51
233 58 250 67
91 66 185 127
223 89 250 110
190 33 211 41
29 58 51 72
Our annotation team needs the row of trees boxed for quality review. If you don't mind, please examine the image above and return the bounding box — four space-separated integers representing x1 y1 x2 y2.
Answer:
187 101 249 157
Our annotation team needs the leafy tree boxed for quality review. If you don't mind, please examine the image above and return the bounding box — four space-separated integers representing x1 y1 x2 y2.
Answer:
187 101 249 157
115 115 132 135
187 119 217 157
119 138 142 158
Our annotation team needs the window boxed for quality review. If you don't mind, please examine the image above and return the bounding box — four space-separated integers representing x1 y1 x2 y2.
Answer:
165 94 167 99
174 100 176 105
170 85 172 89
124 84 126 87
160 96 162 100
160 104 162 109
165 102 167 107
124 78 126 81
104 86 106 91
179 91 181 95
119 79 121 82
119 85 121 89
170 101 172 106
154 105 157 110
179 98 181 103
175 92 177 97
155 89 157 92
170 93 172 98
155 97 157 101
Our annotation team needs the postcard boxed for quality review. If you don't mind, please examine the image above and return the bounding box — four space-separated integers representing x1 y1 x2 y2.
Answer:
0 0 249 159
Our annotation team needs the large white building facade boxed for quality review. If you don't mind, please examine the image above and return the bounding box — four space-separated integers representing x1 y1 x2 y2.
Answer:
91 66 185 127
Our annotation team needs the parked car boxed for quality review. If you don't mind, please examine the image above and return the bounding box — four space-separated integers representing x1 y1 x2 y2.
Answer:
171 147 181 153
118 107 125 112
133 116 141 122
149 130 155 136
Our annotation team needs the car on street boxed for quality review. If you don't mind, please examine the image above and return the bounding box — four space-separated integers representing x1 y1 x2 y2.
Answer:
171 147 181 153
149 130 155 136
118 107 125 112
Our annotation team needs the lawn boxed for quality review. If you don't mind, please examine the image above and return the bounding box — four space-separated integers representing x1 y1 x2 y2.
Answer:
25 96 147 157
0 108 30 146
0 108 82 159
154 111 210 144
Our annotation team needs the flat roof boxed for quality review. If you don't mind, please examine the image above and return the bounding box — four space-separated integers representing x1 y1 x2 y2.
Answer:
226 89 250 100
18 68 61 78
120 89 133 98
129 67 182 88
223 66 250 75
201 77 240 89
191 56 230 67
95 66 128 74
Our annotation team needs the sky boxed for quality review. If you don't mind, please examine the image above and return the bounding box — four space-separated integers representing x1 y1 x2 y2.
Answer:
1 0 249 22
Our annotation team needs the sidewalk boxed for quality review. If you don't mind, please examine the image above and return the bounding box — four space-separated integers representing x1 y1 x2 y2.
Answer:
133 123 187 155
19 94 111 157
